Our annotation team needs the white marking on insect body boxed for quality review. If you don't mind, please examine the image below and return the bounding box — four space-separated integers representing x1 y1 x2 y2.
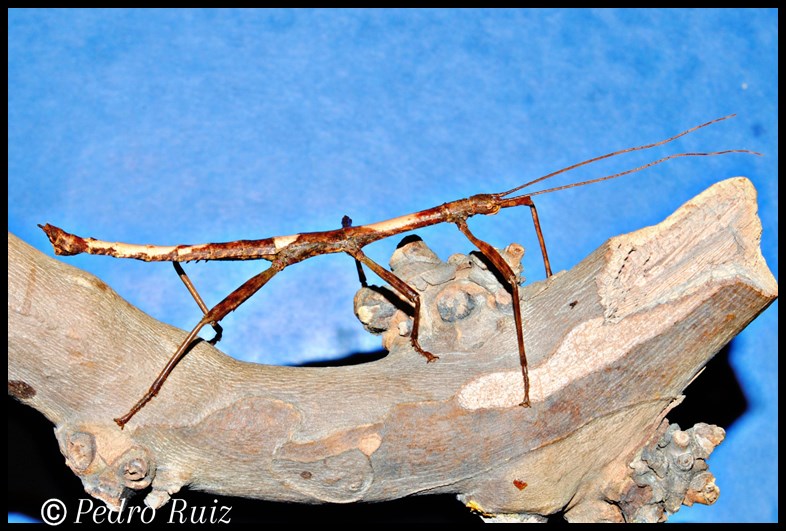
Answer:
273 234 299 251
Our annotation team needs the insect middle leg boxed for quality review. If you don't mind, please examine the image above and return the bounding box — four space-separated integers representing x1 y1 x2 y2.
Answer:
342 215 368 287
345 246 438 363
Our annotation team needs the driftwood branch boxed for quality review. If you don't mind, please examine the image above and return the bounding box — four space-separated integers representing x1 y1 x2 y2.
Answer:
8 177 777 522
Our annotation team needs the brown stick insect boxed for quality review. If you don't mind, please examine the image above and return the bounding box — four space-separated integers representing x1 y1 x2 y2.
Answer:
39 115 759 429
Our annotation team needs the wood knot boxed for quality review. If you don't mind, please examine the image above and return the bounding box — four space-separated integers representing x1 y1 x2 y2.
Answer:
65 432 96 472
119 446 156 490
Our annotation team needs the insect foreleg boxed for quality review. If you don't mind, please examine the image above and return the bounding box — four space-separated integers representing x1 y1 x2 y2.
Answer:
173 262 223 345
455 218 530 407
526 199 552 278
345 247 438 363
115 262 285 428
495 195 552 278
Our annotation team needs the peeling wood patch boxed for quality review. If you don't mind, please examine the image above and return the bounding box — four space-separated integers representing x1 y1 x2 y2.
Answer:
358 433 382 456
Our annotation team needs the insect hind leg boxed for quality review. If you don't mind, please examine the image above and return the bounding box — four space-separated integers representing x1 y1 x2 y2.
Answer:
116 262 285 428
173 262 223 344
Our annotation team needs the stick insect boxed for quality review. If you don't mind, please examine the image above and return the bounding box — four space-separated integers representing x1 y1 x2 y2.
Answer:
39 115 759 429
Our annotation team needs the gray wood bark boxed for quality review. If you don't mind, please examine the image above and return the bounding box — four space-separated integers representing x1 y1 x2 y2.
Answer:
8 177 777 522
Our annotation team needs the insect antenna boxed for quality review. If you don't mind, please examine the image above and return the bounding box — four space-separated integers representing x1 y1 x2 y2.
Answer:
495 114 759 199
526 149 761 198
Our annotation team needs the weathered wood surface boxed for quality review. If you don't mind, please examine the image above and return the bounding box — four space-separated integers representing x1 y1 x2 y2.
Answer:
7 177 777 522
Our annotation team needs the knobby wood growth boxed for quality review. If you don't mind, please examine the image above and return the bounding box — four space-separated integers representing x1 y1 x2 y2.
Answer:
8 178 777 522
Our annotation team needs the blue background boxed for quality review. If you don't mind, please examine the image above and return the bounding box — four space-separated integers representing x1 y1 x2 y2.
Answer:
8 9 777 523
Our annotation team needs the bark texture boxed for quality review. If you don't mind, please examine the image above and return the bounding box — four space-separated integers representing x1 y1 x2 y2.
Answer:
8 177 777 522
